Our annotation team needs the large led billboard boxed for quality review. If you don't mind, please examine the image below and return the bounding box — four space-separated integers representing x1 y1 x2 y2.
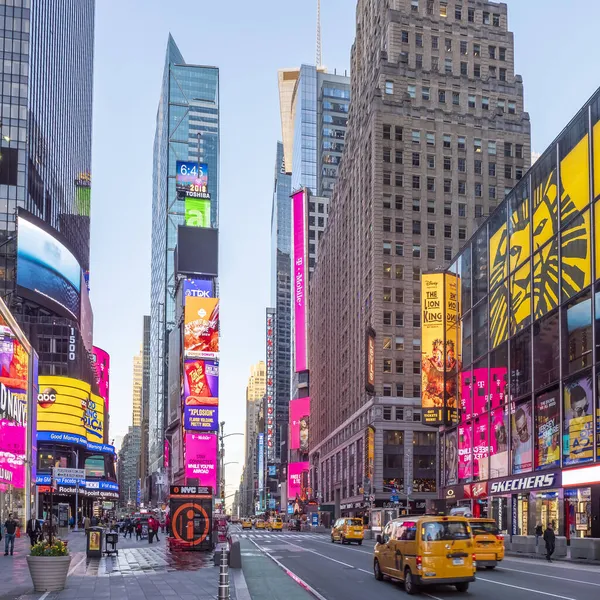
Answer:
288 461 309 500
185 197 211 228
183 359 218 403
176 161 210 198
184 297 219 359
16 214 82 320
183 279 213 299
290 397 310 452
292 189 308 372
92 347 110 413
421 272 461 426
266 309 275 459
185 432 217 489
85 393 105 443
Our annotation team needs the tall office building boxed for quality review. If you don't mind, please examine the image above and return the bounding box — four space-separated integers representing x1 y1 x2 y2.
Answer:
149 35 220 487
0 0 95 381
118 425 141 508
132 348 143 427
308 0 531 516
139 315 151 501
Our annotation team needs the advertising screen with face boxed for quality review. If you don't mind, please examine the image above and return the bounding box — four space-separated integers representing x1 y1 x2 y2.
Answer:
290 397 310 452
490 407 509 478
535 390 560 469
288 461 309 499
185 433 217 489
184 297 219 359
444 429 458 486
458 424 472 482
563 374 593 466
511 401 533 474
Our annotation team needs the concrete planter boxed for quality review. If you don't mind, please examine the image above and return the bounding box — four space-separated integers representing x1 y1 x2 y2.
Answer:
26 555 71 592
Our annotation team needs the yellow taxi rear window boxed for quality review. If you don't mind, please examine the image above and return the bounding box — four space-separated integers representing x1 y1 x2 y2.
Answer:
422 521 470 541
347 519 363 525
469 521 499 535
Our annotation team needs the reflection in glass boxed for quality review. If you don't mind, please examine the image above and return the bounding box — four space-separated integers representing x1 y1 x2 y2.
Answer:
462 312 472 367
533 311 559 390
460 370 472 423
473 413 489 481
561 209 591 302
459 247 472 312
473 228 488 304
490 407 509 478
489 202 508 289
489 343 509 409
490 281 508 348
472 303 488 360
563 291 592 375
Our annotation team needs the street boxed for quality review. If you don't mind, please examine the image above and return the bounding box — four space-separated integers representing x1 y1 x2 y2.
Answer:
233 528 600 600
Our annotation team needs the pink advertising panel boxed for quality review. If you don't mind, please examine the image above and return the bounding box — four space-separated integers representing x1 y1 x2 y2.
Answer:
473 416 489 481
458 424 472 481
185 432 217 490
92 346 110 413
292 190 307 372
0 420 26 488
288 461 309 500
490 407 509 478
290 397 310 452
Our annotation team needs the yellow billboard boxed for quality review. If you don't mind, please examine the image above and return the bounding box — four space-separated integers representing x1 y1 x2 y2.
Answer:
37 376 104 444
183 297 219 359
421 273 461 426
365 425 375 483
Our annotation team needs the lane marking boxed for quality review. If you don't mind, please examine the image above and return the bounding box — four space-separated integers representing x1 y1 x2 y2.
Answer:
247 538 329 600
499 566 600 588
423 594 446 600
477 577 576 600
38 593 50 600
307 537 372 555
68 554 86 576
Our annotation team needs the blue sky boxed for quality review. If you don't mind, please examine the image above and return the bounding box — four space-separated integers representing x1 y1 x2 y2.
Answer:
90 0 600 500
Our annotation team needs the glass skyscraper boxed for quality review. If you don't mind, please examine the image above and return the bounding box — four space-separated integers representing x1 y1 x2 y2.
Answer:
149 36 219 487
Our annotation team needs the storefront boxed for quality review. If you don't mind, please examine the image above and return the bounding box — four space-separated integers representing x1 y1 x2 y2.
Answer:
562 464 600 538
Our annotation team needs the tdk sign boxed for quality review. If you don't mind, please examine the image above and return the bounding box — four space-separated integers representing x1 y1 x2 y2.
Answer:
183 279 212 298
490 473 556 494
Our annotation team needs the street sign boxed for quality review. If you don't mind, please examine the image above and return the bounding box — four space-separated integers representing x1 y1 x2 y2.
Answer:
53 468 86 481
406 485 413 496
369 494 375 502
311 513 318 527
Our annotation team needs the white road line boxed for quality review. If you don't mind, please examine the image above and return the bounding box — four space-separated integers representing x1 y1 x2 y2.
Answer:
499 566 600 587
477 577 576 600
308 537 372 555
423 594 446 600
68 554 86 576
38 593 50 600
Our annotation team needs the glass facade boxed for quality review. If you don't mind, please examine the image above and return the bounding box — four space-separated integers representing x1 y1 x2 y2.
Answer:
150 36 219 477
439 88 600 539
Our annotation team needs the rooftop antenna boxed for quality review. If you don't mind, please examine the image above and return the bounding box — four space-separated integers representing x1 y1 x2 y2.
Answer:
316 0 322 68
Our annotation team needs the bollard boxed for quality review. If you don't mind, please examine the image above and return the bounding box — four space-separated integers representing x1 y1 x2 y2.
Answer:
218 546 230 600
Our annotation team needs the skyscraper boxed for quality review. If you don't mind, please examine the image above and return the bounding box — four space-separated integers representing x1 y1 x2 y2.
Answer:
309 0 531 514
139 315 151 501
132 348 143 428
0 0 95 381
149 35 220 489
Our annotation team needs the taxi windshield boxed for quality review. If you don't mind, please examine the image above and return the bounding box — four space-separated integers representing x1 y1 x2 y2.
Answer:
422 521 470 541
469 521 499 536
346 519 363 526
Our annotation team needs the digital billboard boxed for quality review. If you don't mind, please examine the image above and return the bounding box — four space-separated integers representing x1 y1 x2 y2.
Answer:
183 359 218 404
444 429 458 486
176 161 210 198
511 401 533 474
292 189 308 372
85 393 104 443
290 397 310 452
288 461 309 500
258 433 265 495
563 375 594 465
185 197 211 228
16 214 81 320
184 297 219 359
421 272 461 425
184 405 218 431
535 390 560 469
92 347 110 413
366 328 376 393
266 309 275 460
185 432 217 489
365 425 375 486
183 279 213 299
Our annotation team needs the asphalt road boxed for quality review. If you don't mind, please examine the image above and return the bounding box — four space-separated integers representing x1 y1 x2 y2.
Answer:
232 527 600 600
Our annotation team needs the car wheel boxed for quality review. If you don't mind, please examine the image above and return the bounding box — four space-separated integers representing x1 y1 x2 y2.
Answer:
374 559 383 581
331 536 335 543
455 582 470 592
341 536 346 544
404 568 418 595
358 540 363 546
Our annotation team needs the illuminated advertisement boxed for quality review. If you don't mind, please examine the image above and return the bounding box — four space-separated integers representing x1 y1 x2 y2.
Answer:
92 347 110 413
366 328 375 393
365 425 375 485
292 189 308 372
184 406 218 431
183 279 213 299
444 430 458 486
290 397 310 452
176 161 210 199
183 359 218 405
16 214 81 319
563 374 593 466
185 432 217 489
85 393 104 443
266 309 275 460
458 424 472 482
535 390 560 469
258 433 264 494
473 415 489 481
511 401 533 474
184 297 219 359
288 461 309 500
185 197 211 227
490 408 509 478
421 272 461 425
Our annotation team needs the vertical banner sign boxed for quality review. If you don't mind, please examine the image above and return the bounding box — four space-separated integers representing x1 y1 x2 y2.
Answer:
365 426 375 490
292 189 308 372
136 479 141 505
366 327 376 394
421 273 461 426
258 433 265 510
290 397 310 452
266 309 276 461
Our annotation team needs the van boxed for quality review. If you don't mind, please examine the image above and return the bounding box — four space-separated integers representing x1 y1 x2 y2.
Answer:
373 515 476 594
331 518 364 545
468 518 504 569
268 517 283 531
241 518 253 530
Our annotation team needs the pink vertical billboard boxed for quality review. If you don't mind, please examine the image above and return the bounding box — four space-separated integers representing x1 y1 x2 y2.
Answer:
288 460 309 500
92 346 110 413
292 189 308 372
290 397 310 452
185 432 217 491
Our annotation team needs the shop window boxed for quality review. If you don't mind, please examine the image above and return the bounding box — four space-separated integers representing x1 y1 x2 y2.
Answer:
511 399 533 474
510 327 531 398
534 388 560 470
563 291 592 375
533 310 559 390
563 372 594 466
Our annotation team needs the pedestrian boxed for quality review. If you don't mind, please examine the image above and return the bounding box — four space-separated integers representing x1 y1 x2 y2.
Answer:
535 523 543 547
152 516 160 542
135 520 142 541
166 513 171 537
4 513 18 556
148 517 155 544
84 515 91 532
26 515 41 547
543 521 556 562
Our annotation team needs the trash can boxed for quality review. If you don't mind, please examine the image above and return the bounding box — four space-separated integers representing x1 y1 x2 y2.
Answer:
105 532 118 556
86 527 104 558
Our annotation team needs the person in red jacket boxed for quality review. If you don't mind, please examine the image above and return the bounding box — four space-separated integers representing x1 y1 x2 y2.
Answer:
148 516 160 544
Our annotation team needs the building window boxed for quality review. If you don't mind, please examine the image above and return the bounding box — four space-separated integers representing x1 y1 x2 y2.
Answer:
445 38 452 52
458 136 466 150
427 245 436 259
489 45 496 59
383 337 392 350
395 126 403 141
422 86 430 100
413 266 421 281
504 142 513 157
474 159 482 175
413 244 421 258
396 265 404 279
499 68 506 81
443 134 451 148
416 33 423 48
458 203 466 217
383 241 392 255
475 204 483 218
458 227 467 240
468 95 476 108
445 58 453 75
426 132 435 146
395 195 403 210
395 173 403 187
395 219 404 233
458 180 466 195
412 220 421 235
460 40 468 55
455 5 462 20
383 287 392 302
508 101 516 114
475 182 482 197
383 194 391 209
412 175 421 190
452 91 460 105
444 202 452 216
407 84 416 99
383 386 392 398
493 13 500 26
427 222 436 237
412 152 420 167
489 65 497 79
443 156 452 171
427 154 435 168
473 43 481 57
396 383 404 397
396 360 404 374
415 54 423 69
396 336 404 350
383 217 391 232
483 11 490 24
396 407 405 421
395 150 403 164
396 312 404 327
383 359 392 373
431 35 439 50
489 162 496 177
396 242 404 256
515 144 523 159
438 89 446 103
458 157 466 172
427 177 435 192
497 99 505 112
488 141 497 155
473 138 482 153
413 288 421 304
383 172 391 186
383 148 391 163
383 311 392 326
444 224 452 238
396 288 404 302
413 199 420 212
413 360 421 374
401 30 409 43
445 246 453 261
440 1 447 17
505 164 513 179
383 124 391 139
474 63 481 77
468 7 475 22
460 61 468 76
482 96 489 110
413 311 421 327
489 185 496 199
385 80 394 95
427 199 435 214
412 130 421 143
499 46 506 60
411 0 419 12
444 179 452 193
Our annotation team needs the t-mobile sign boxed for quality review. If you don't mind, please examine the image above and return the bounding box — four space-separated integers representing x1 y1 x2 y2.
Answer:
292 189 308 372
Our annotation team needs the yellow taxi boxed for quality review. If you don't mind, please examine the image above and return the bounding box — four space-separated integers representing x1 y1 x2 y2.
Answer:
267 517 283 531
255 519 266 529
468 518 505 569
331 518 365 545
241 518 253 530
373 515 476 594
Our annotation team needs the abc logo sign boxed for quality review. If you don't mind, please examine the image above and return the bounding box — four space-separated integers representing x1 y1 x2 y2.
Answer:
38 387 57 409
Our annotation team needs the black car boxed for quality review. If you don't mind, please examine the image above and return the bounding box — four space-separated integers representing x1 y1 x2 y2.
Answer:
288 518 302 531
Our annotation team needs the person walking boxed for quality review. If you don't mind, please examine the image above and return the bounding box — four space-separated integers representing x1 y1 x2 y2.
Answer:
148 517 155 544
4 513 18 556
535 523 543 547
135 519 142 541
26 516 41 547
543 521 556 562
151 516 160 542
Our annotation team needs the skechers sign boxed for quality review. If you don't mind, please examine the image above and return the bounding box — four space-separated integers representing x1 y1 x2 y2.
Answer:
489 472 558 494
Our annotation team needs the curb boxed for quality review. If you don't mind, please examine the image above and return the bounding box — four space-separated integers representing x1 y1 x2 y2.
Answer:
247 538 327 600
504 551 600 566
230 568 250 600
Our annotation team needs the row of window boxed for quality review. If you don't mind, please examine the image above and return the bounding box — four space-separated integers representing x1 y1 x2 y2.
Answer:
384 219 475 237
383 309 421 328
383 286 423 304
381 407 422 423
384 150 524 168
383 172 513 197
406 85 515 113
383 240 463 259
384 195 488 219
410 0 503 27
401 29 507 60
382 382 421 398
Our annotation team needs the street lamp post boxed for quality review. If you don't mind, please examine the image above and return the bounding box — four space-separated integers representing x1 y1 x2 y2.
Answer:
217 422 243 502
